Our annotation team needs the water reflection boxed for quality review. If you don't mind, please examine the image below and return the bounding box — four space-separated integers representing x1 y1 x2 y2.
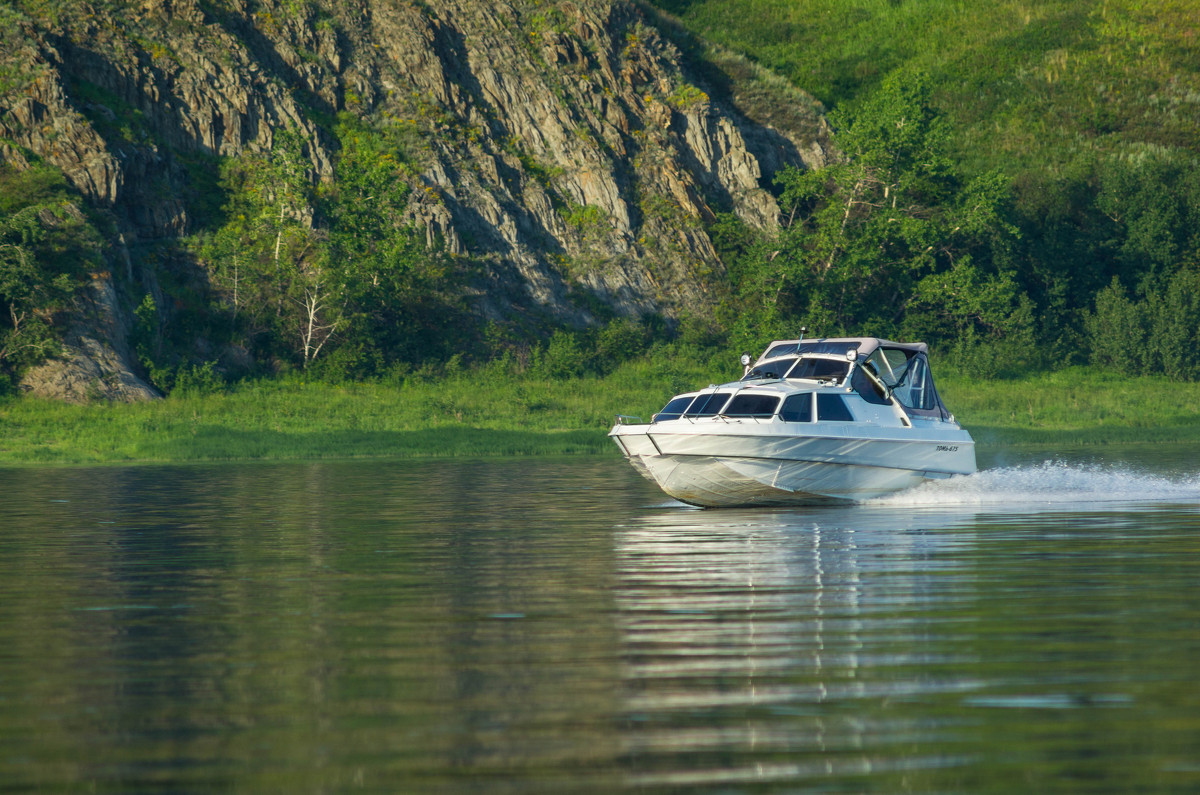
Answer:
613 506 976 788
2 452 1200 792
612 484 1200 791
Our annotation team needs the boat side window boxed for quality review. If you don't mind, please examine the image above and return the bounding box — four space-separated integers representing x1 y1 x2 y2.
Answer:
742 357 797 381
779 393 813 422
653 395 696 422
787 357 849 383
684 392 731 417
817 393 855 422
893 357 938 411
866 348 911 386
723 394 781 418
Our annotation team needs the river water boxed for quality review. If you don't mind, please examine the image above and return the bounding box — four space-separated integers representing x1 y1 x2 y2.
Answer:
2 446 1199 793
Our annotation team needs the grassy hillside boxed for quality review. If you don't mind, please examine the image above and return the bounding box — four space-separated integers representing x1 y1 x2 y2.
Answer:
647 0 1200 382
648 0 1200 174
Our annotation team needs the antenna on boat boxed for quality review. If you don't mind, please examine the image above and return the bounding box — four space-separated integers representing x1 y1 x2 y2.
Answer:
798 326 807 342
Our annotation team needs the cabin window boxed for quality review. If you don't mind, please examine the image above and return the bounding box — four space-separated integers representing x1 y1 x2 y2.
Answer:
742 357 797 381
787 357 849 384
817 394 855 422
723 394 780 418
779 393 813 422
684 392 731 417
654 396 696 422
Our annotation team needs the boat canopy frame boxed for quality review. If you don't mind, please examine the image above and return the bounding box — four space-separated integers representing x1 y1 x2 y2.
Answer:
757 337 951 421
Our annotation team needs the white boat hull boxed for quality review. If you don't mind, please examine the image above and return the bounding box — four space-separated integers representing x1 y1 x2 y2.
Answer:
611 421 975 507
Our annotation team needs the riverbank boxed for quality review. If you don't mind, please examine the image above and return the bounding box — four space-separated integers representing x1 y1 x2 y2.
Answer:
1 365 1198 464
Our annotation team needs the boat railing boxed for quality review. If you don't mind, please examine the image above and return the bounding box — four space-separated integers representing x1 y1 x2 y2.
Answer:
614 414 643 425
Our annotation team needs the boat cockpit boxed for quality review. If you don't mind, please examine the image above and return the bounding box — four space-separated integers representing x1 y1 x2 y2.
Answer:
651 336 954 424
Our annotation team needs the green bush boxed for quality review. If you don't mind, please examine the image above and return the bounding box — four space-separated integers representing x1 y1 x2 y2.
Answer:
173 361 226 396
534 330 585 379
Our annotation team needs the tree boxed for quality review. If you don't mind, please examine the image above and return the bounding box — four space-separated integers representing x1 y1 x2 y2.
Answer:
0 164 98 383
198 129 334 367
739 70 1028 361
320 118 469 373
765 72 956 333
1096 151 1200 294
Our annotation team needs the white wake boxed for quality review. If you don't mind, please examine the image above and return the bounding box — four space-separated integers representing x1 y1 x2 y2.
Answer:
871 460 1200 507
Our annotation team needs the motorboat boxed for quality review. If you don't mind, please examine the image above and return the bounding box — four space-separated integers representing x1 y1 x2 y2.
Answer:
609 336 976 507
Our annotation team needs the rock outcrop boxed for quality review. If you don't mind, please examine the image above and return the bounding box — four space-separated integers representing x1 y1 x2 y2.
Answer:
0 0 831 400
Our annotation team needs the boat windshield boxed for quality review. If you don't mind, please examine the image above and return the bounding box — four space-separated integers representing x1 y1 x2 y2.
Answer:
866 348 911 386
786 357 849 383
742 357 796 381
653 395 696 422
684 392 732 417
857 348 950 418
722 393 780 418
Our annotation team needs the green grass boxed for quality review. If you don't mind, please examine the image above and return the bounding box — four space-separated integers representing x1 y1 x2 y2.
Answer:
0 349 731 464
2 361 1199 465
647 0 1200 174
940 367 1200 448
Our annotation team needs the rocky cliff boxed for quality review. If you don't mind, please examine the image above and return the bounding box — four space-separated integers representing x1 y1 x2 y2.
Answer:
0 0 831 401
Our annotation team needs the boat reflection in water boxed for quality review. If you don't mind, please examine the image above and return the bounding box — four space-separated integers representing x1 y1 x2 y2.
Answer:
611 503 978 788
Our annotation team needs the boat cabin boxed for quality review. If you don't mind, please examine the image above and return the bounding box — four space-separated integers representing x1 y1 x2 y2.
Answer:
652 337 953 425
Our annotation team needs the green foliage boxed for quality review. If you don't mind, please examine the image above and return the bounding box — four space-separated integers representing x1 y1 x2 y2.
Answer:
728 73 1030 362
0 6 46 95
562 203 610 241
1095 150 1200 289
664 82 709 110
323 115 472 373
192 128 325 370
651 0 1200 170
0 162 99 383
184 116 473 385
130 293 165 385
650 0 1200 380
590 317 652 373
534 330 585 379
173 360 226 396
1087 270 1200 381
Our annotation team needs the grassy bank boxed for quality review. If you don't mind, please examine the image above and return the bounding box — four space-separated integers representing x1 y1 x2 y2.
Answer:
1 363 1199 465
0 353 726 464
940 368 1200 448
